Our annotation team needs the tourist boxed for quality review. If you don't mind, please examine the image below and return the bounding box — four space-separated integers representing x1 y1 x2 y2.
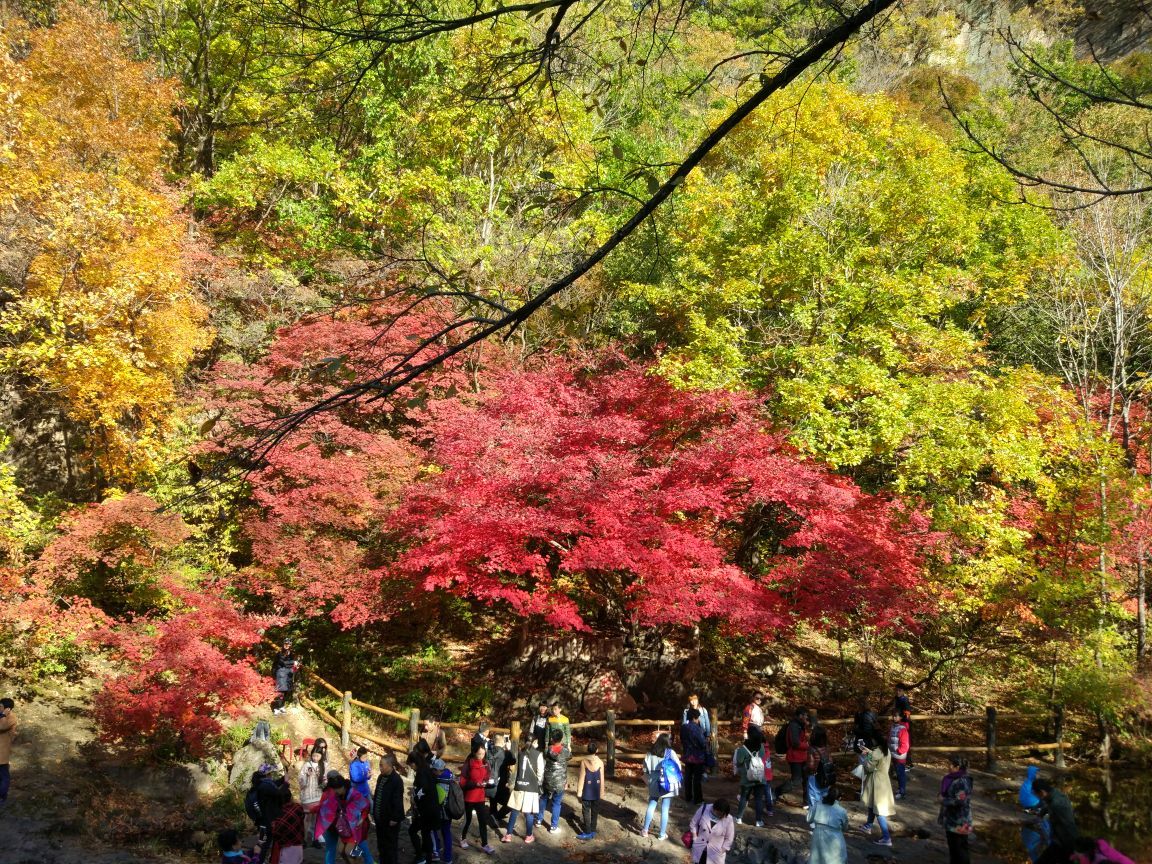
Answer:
407 744 439 864
247 766 285 864
1071 837 1138 864
688 797 735 864
939 754 973 864
269 785 306 864
459 743 495 852
549 701 572 749
774 708 810 806
371 754 405 864
640 732 682 839
0 697 15 808
681 707 709 806
349 745 372 800
807 787 849 864
805 725 835 814
892 685 913 766
542 727 571 833
858 732 895 847
484 733 510 829
529 702 550 751
889 711 910 800
271 641 297 715
471 721 491 755
734 731 771 826
432 757 456 864
682 693 712 738
218 828 258 864
851 710 878 753
742 692 765 741
576 742 603 840
1033 779 1079 864
314 772 374 864
503 737 544 843
299 740 327 847
421 717 446 758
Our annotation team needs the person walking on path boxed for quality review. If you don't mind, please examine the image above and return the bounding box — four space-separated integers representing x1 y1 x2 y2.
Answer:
807 787 849 864
681 708 710 806
891 685 913 767
407 745 440 864
889 712 911 800
576 742 603 840
774 708 811 806
858 733 896 848
269 785 306 864
1034 779 1079 864
640 732 682 840
734 733 772 826
0 697 16 807
542 727 571 833
371 754 405 864
938 754 973 864
421 718 446 759
742 692 765 741
689 798 735 864
484 733 510 831
459 744 495 852
314 772 374 864
548 702 571 750
298 741 327 848
431 757 456 864
271 641 298 715
349 746 372 800
504 738 544 843
806 725 835 817
529 703 550 751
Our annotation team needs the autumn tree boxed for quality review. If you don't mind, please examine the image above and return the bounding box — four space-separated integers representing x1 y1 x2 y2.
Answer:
0 5 211 489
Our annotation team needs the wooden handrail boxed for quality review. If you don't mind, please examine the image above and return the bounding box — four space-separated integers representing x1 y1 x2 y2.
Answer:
350 698 410 722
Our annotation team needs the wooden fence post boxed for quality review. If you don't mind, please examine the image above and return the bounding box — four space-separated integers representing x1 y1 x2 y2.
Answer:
409 708 421 748
1053 703 1065 769
510 720 521 760
985 706 998 773
606 710 616 779
341 691 352 750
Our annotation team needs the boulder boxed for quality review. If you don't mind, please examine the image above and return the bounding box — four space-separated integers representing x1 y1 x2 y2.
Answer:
229 739 281 787
581 670 638 715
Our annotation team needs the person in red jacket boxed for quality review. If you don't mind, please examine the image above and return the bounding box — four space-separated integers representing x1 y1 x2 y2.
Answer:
889 712 911 800
459 743 496 853
773 708 810 806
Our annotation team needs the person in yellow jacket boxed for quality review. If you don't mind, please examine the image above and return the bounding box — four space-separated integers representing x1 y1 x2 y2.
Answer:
548 702 571 749
0 697 16 806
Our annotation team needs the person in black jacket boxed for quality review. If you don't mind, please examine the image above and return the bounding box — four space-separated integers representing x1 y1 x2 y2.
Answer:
372 754 404 864
271 641 298 715
485 733 511 827
407 744 440 864
1033 779 1079 864
471 721 491 756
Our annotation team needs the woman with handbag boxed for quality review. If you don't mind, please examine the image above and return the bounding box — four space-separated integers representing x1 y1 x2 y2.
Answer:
503 737 545 843
687 798 735 864
857 734 895 848
314 772 375 864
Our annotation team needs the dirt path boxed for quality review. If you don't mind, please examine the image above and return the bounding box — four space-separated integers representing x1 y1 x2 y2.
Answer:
0 691 1042 864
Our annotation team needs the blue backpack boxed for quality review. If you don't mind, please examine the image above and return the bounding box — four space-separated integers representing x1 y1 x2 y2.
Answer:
657 750 682 794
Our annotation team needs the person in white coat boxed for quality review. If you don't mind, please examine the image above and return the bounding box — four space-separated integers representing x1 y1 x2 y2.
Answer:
690 799 735 864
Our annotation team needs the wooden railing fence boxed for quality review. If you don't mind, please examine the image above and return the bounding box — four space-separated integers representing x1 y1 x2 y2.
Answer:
284 660 1071 777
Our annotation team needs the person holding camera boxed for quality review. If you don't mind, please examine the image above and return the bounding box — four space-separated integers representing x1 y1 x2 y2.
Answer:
0 697 16 806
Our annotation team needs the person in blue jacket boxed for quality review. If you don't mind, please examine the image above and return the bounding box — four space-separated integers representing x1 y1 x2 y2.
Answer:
1019 766 1041 811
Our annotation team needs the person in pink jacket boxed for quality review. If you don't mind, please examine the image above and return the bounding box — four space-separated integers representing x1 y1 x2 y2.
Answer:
689 798 735 864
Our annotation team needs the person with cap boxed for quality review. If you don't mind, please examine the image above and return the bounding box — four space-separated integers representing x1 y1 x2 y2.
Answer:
272 641 299 715
1033 779 1079 863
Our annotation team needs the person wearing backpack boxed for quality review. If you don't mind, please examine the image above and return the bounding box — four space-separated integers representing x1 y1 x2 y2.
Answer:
888 712 910 800
681 708 709 806
503 737 545 843
485 733 511 827
805 725 835 817
733 733 772 826
459 743 496 853
688 798 735 864
407 745 440 864
938 754 973 864
575 742 603 840
773 708 811 807
432 757 463 863
542 727 571 833
640 732 682 840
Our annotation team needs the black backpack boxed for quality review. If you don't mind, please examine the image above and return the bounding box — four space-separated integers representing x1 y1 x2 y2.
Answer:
773 723 789 755
815 756 836 789
244 787 263 824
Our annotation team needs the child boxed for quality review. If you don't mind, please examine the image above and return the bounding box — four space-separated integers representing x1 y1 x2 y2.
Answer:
575 742 603 840
219 828 257 864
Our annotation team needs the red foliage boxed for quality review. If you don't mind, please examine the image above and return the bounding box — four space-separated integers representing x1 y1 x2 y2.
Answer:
389 357 928 633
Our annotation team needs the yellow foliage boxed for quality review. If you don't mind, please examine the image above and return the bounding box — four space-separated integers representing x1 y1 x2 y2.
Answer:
0 5 210 482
